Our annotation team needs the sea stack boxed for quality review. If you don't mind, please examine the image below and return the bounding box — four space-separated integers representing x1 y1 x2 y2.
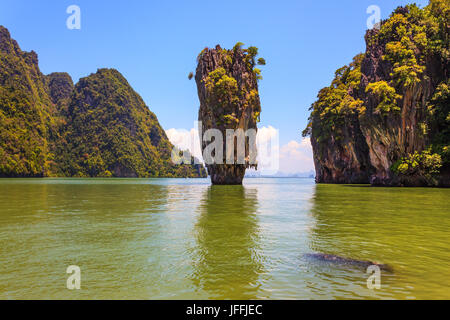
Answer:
195 43 264 184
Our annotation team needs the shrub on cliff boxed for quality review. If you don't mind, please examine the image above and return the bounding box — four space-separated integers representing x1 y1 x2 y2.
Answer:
426 79 450 166
365 81 401 114
201 43 264 127
392 149 442 185
373 1 448 88
302 54 364 141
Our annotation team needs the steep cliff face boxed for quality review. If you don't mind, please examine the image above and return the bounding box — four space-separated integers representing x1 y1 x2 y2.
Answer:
0 26 206 178
305 1 449 186
46 72 74 110
307 54 375 184
195 44 264 184
359 5 448 186
0 26 57 177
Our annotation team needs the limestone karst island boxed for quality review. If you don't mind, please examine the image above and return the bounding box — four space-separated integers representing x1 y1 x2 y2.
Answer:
0 26 205 179
0 0 449 303
195 44 264 185
303 3 449 187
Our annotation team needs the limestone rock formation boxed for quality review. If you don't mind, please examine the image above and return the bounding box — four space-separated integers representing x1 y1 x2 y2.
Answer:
0 25 206 178
304 1 449 187
46 72 74 110
0 26 58 177
195 44 264 184
58 68 206 178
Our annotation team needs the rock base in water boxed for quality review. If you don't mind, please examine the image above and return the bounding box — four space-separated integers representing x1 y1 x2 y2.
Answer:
208 165 246 185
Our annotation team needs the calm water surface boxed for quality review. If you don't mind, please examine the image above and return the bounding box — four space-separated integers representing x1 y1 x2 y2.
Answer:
0 178 448 299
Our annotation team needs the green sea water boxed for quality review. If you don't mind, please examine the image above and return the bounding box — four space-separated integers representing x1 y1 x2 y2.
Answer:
0 178 448 299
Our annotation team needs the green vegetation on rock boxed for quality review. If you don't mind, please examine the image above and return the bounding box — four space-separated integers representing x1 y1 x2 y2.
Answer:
302 54 364 141
392 149 442 185
195 43 264 184
202 43 264 127
58 68 205 178
303 0 449 186
365 81 401 114
0 26 58 177
0 26 206 178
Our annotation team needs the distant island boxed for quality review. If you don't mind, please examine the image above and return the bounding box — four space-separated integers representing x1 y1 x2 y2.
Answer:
0 26 205 178
303 1 449 187
245 170 315 178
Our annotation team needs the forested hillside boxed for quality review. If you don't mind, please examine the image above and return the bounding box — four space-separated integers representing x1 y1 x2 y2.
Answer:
0 26 206 178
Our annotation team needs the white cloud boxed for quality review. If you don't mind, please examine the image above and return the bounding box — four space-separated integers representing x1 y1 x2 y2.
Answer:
165 126 314 175
255 126 313 174
257 125 278 144
279 137 314 174
256 126 279 175
165 127 203 160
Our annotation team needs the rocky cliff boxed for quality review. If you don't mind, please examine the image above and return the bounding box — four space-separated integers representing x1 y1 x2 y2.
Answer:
304 1 449 187
0 26 58 177
46 72 74 110
195 44 264 184
59 68 206 178
0 26 206 178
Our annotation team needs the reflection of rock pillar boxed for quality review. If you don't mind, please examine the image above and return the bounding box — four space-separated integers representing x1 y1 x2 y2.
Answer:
195 45 262 185
191 186 263 299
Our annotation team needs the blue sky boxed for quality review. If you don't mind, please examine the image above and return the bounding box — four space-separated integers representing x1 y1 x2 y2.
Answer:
0 0 429 172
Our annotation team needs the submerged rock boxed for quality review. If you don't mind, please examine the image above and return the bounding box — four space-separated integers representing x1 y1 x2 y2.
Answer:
304 253 393 272
195 44 264 185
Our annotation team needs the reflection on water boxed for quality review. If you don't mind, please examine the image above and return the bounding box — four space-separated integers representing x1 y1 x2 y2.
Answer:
0 180 173 299
191 186 264 299
0 178 449 299
306 184 450 299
